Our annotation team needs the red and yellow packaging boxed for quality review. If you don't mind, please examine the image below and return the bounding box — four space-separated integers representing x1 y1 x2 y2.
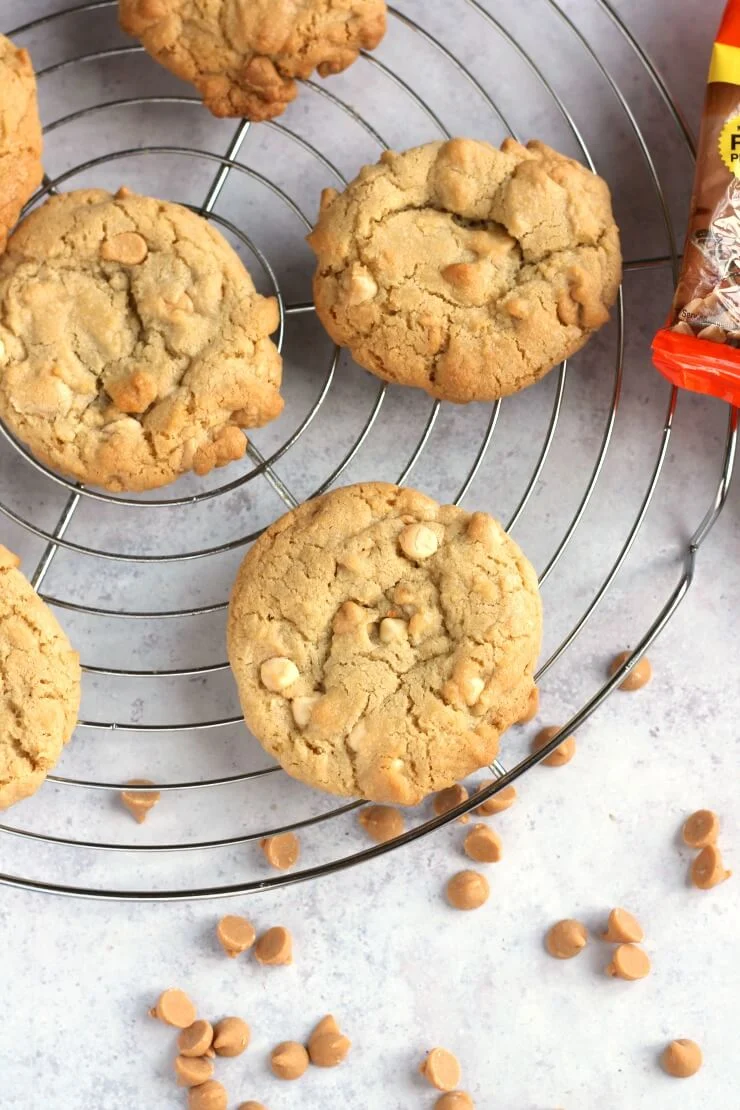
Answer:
652 0 740 404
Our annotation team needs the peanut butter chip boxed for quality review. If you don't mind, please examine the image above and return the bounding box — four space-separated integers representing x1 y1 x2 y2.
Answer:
436 1094 475 1110
100 230 149 265
260 832 300 870
238 1104 268 1110
271 1041 309 1080
532 726 576 767
474 781 517 816
605 943 651 980
213 1016 250 1057
691 844 732 889
419 1048 462 1092
216 914 256 958
308 1016 352 1067
545 919 588 959
682 809 719 848
121 779 160 823
661 1039 703 1078
175 1055 214 1087
260 657 299 693
519 685 539 723
602 908 644 944
464 823 502 863
609 650 652 691
434 783 470 823
254 926 292 966
188 1080 228 1110
358 805 405 843
399 523 439 561
178 1020 214 1057
446 870 490 911
151 989 197 1028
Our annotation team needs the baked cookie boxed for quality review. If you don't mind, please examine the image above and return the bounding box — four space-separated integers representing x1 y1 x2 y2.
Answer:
0 34 43 252
119 0 387 121
228 483 541 804
0 188 283 491
308 138 622 403
0 546 81 809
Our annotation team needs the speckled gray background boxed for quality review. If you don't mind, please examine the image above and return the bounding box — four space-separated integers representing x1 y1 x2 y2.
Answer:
0 1 738 1107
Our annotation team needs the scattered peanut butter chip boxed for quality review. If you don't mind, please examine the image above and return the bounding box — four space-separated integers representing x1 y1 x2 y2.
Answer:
682 809 719 848
532 726 576 767
188 1080 228 1110
545 919 588 959
238 1104 267 1110
260 832 300 870
436 1094 475 1110
271 1041 309 1080
609 650 652 691
419 1048 462 1092
254 926 292 966
474 781 517 816
150 989 197 1028
121 779 160 823
213 1016 250 1057
446 870 490 911
661 1039 702 1078
216 914 256 958
100 230 149 265
602 908 644 944
399 522 439 561
605 943 651 980
519 685 540 723
178 1020 214 1057
260 657 299 693
175 1055 215 1087
691 844 732 889
308 1020 352 1068
464 823 502 864
358 805 405 843
434 784 470 823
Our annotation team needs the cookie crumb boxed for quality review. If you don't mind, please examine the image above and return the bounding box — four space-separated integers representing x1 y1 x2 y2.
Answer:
661 1039 702 1078
605 943 650 980
213 1016 250 1058
609 651 652 691
691 844 731 889
178 1020 214 1057
254 926 293 966
474 781 517 816
463 824 502 863
602 908 644 944
175 1055 214 1087
188 1080 228 1109
121 779 160 823
419 1047 462 1092
216 915 256 958
260 832 300 870
532 727 576 767
545 920 588 959
150 988 196 1028
434 784 470 824
358 805 405 843
271 1041 309 1080
682 809 719 848
446 870 490 911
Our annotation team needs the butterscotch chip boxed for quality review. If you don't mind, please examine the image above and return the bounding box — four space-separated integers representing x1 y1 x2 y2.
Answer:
216 914 256 958
419 1047 462 1092
121 779 160 823
691 844 732 889
254 926 292 966
532 726 576 767
308 1015 352 1068
601 908 644 944
474 781 517 816
605 943 651 980
545 919 588 959
260 658 299 694
270 1041 309 1080
519 685 539 723
436 1094 475 1110
213 1016 250 1058
446 870 490 911
150 989 197 1028
260 832 300 870
178 1020 214 1057
175 1055 214 1087
682 809 719 848
188 1080 228 1110
609 651 652 691
463 823 502 863
661 1039 702 1078
434 784 470 824
358 805 405 843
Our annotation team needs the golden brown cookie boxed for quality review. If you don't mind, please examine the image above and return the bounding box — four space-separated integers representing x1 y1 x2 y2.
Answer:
119 0 387 120
0 34 43 253
308 138 621 403
228 483 541 804
0 546 81 809
0 188 283 491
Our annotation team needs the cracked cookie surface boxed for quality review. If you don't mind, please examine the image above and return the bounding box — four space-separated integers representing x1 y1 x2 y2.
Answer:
119 0 387 121
0 546 81 810
0 188 283 491
0 34 43 253
308 138 622 403
227 482 542 804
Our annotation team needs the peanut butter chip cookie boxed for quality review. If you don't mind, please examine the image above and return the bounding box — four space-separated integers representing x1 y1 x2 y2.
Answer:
0 546 81 809
119 0 387 121
0 188 283 491
0 35 43 253
227 483 542 804
309 138 621 403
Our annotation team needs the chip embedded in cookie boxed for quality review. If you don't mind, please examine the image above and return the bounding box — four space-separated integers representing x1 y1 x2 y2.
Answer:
119 0 388 121
0 34 43 252
227 484 542 804
0 188 284 491
0 546 81 809
308 138 622 403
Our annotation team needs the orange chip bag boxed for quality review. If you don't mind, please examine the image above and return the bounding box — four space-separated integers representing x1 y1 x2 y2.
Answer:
652 0 740 404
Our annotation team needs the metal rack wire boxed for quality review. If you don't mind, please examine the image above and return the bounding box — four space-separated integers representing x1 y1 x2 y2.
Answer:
0 0 736 900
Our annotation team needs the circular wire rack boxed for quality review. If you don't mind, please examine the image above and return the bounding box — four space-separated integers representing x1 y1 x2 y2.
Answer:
0 0 737 901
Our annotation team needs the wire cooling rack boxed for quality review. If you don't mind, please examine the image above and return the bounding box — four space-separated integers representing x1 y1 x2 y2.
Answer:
0 0 737 901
